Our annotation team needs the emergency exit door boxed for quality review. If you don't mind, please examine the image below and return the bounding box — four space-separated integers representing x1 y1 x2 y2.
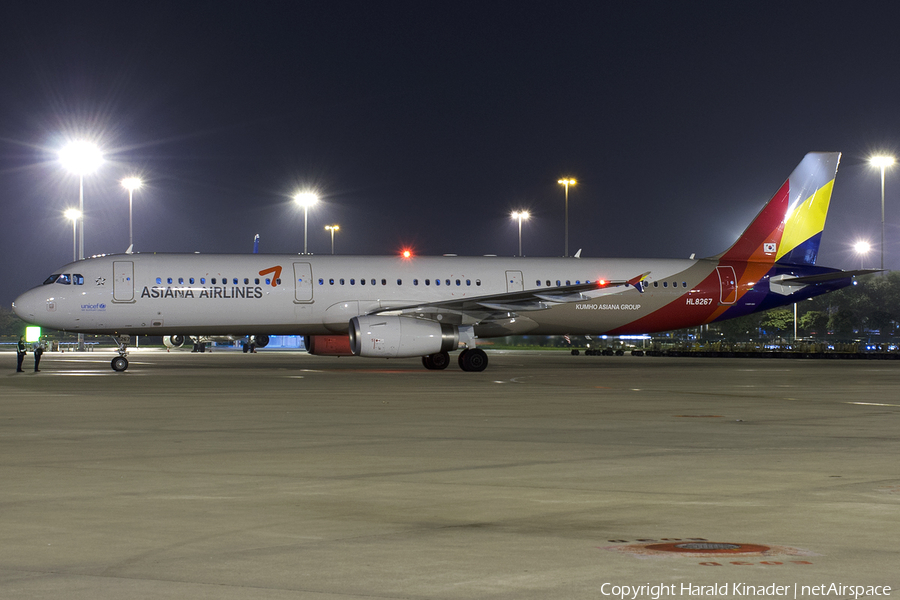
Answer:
293 262 314 303
113 261 135 302
716 265 737 305
505 270 524 292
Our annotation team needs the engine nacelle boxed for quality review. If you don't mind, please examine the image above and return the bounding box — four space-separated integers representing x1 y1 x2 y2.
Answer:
305 335 353 356
253 334 269 348
349 316 458 358
163 335 186 348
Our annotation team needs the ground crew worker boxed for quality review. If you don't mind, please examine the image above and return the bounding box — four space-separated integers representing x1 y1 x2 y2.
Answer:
32 336 46 372
16 335 26 372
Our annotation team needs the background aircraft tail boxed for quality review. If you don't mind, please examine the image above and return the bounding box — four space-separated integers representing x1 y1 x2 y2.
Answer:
716 152 841 266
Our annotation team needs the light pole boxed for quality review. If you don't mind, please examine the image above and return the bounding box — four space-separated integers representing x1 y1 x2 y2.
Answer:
293 192 319 254
870 156 895 272
59 141 103 261
64 209 81 262
557 178 576 257
854 240 872 270
121 177 143 251
511 210 529 257
325 225 339 254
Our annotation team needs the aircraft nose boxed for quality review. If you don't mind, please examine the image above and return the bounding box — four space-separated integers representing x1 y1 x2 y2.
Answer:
12 289 39 322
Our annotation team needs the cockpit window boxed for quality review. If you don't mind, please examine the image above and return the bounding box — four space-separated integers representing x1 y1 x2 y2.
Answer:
73 274 84 285
56 274 72 285
43 274 60 285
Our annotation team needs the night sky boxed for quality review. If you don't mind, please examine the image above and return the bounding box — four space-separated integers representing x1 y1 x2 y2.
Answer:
3 2 900 308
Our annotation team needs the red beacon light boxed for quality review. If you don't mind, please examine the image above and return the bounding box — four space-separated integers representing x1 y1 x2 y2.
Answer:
597 279 608 287
400 249 413 259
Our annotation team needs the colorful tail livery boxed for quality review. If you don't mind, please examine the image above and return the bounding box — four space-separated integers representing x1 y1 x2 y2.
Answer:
13 151 871 372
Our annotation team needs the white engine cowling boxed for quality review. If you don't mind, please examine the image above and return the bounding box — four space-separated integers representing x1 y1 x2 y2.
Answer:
163 335 186 348
349 316 458 358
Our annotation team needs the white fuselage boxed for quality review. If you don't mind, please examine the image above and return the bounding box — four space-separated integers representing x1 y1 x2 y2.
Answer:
13 253 717 337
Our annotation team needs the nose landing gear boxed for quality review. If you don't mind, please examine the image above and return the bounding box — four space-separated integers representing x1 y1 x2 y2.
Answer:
111 335 131 372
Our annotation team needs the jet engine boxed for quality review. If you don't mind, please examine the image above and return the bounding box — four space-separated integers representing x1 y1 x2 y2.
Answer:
349 316 458 358
163 335 186 348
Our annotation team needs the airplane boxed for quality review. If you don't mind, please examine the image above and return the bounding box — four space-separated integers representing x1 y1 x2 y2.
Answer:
13 152 873 373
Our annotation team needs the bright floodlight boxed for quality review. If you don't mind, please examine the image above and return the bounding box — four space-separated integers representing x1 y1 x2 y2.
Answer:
293 192 319 207
64 208 82 221
511 210 530 220
121 177 143 191
870 156 896 168
59 141 104 175
854 241 871 254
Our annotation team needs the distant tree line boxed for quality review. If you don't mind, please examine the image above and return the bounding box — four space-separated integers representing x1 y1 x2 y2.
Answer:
710 272 900 343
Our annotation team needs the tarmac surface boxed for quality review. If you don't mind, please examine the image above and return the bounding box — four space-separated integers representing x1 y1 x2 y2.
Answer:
1 348 898 599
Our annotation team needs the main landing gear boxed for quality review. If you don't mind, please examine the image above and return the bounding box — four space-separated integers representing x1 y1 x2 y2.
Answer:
422 348 488 372
111 335 131 372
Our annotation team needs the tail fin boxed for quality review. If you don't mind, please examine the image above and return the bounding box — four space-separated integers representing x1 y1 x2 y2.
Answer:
718 152 841 265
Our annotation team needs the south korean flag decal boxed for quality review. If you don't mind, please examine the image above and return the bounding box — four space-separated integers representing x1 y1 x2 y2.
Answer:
763 242 777 254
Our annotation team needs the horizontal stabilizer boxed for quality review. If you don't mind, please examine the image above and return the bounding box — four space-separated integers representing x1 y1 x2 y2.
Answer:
778 269 881 286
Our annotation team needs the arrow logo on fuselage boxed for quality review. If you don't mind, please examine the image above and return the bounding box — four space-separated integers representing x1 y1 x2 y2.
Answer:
258 266 282 287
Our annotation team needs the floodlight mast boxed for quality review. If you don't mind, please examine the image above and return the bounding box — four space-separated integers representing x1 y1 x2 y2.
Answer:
870 156 895 272
121 177 143 251
293 192 319 254
59 141 103 261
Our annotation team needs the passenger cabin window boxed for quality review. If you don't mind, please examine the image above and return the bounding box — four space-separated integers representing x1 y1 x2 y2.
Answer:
413 279 419 286
381 279 386 285
200 278 206 284
372 279 377 285
178 278 184 284
435 279 440 286
360 278 365 285
425 279 430 285
318 278 324 285
397 279 402 285
476 280 481 286
255 278 260 284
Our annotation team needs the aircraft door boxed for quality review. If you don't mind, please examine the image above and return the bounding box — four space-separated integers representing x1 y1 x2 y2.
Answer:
113 261 135 302
293 262 314 303
716 265 737 305
505 270 524 293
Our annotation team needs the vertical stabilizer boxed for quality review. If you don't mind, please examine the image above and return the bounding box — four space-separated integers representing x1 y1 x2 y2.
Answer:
718 152 840 265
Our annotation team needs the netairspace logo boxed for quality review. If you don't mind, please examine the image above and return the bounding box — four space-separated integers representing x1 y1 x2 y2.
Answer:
599 582 891 599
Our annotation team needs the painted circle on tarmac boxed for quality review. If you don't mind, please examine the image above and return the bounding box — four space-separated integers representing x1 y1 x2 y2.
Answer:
645 542 770 554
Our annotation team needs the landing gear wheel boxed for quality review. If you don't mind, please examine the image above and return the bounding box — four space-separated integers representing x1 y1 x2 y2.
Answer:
422 351 450 370
458 348 488 372
111 356 129 372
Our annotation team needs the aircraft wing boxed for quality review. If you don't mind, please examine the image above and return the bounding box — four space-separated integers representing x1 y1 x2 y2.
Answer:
369 273 650 318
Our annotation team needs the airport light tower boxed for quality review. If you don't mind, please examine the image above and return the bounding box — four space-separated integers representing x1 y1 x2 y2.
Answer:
59 141 103 260
121 177 143 251
511 210 529 257
557 178 576 257
870 155 895 272
294 192 319 254
325 224 340 254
